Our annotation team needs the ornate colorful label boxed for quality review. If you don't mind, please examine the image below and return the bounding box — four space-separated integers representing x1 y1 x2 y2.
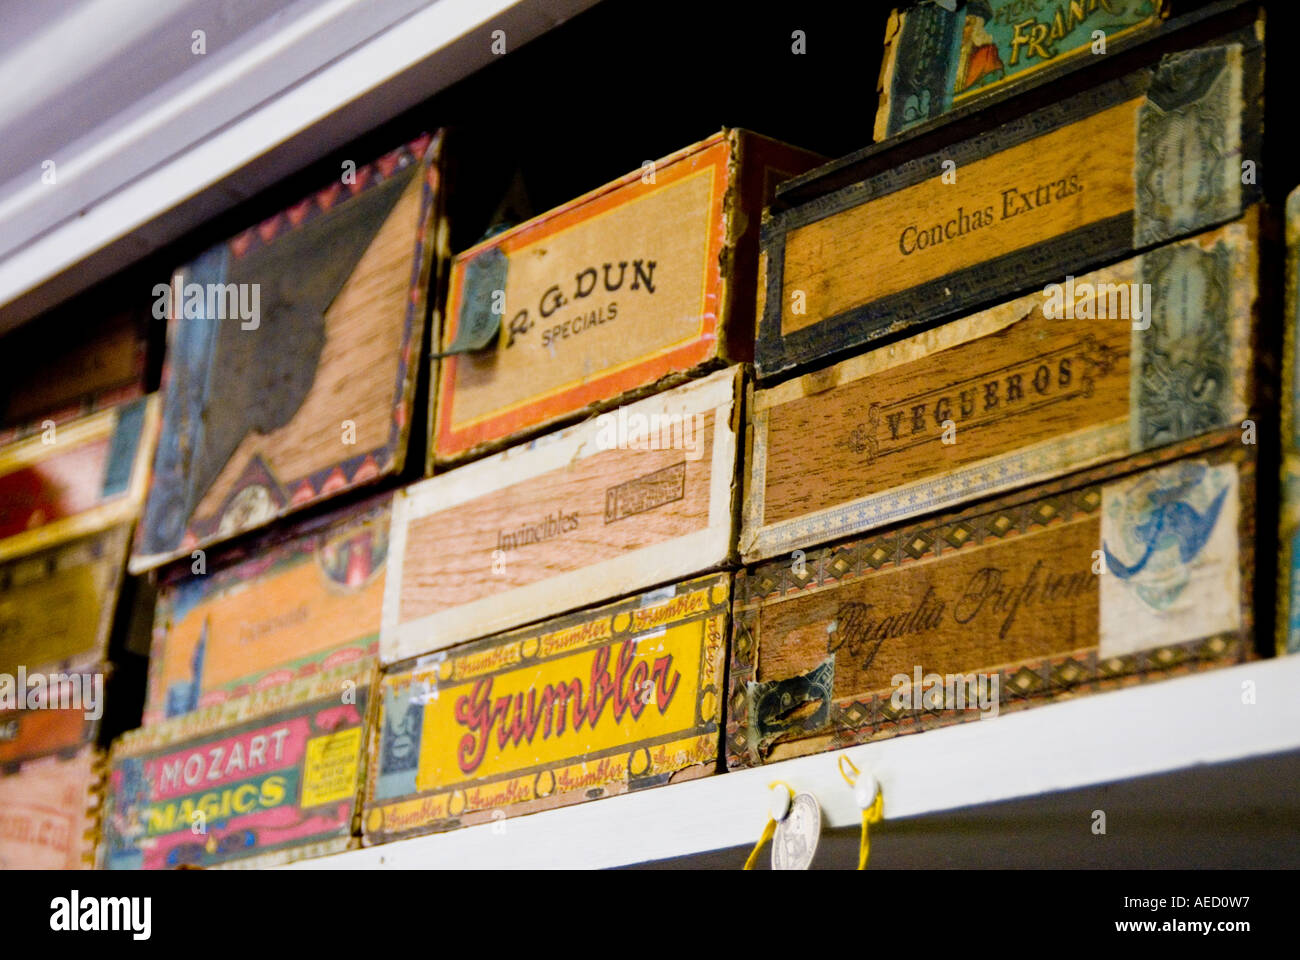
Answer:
131 134 440 573
881 0 1162 137
436 138 729 461
729 442 1250 768
1100 460 1240 655
366 574 728 842
0 398 157 563
146 499 388 725
1279 187 1300 655
104 679 369 869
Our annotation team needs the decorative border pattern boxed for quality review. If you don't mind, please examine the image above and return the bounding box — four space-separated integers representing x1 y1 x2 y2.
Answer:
756 22 1262 381
727 432 1254 769
131 132 443 573
365 573 729 845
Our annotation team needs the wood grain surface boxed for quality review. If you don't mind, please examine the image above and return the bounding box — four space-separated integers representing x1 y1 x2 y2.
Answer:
402 420 712 620
131 134 442 574
728 435 1254 768
194 175 422 521
746 216 1256 560
758 24 1260 379
384 366 741 661
433 131 821 466
0 306 146 440
782 100 1138 335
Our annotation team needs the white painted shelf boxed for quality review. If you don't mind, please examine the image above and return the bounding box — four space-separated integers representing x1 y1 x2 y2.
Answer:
0 0 599 331
287 655 1300 870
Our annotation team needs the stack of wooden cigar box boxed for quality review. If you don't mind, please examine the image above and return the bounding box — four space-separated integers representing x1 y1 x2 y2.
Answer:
1 0 1291 870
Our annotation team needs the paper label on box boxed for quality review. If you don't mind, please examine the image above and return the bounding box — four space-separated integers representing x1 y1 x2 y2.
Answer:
1099 460 1240 656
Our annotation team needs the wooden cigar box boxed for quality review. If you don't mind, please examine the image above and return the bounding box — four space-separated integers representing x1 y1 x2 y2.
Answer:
875 0 1166 140
144 495 391 726
364 572 729 843
758 14 1262 380
0 303 150 447
743 214 1257 561
1280 186 1300 655
0 526 126 766
0 525 132 676
0 745 102 869
431 129 821 467
0 396 159 563
130 132 447 573
101 660 373 869
1 665 104 768
728 433 1255 768
383 365 742 663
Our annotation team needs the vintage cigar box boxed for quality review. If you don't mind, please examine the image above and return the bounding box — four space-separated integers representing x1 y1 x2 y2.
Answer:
143 495 390 726
431 129 821 467
0 745 102 869
0 304 150 446
101 660 373 869
1 666 104 768
365 572 729 843
0 396 159 563
728 432 1255 768
130 131 447 573
743 215 1257 561
875 0 1166 140
384 365 741 662
0 525 132 676
758 14 1262 380
1280 186 1300 655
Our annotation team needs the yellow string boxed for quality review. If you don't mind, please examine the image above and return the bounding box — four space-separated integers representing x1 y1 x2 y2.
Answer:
857 789 884 870
743 818 776 870
838 755 884 870
743 780 794 870
838 755 860 787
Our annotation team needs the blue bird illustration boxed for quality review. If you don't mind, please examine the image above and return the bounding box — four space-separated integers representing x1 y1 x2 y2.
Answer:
1103 479 1228 581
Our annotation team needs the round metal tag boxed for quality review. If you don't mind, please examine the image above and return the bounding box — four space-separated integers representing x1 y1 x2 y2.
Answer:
771 792 821 870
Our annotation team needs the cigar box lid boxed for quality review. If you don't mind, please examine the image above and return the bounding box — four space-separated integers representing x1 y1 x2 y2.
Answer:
365 571 730 842
130 131 446 574
0 524 133 678
143 494 391 727
0 395 159 564
386 364 744 662
432 130 820 466
101 659 375 870
785 0 1258 211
